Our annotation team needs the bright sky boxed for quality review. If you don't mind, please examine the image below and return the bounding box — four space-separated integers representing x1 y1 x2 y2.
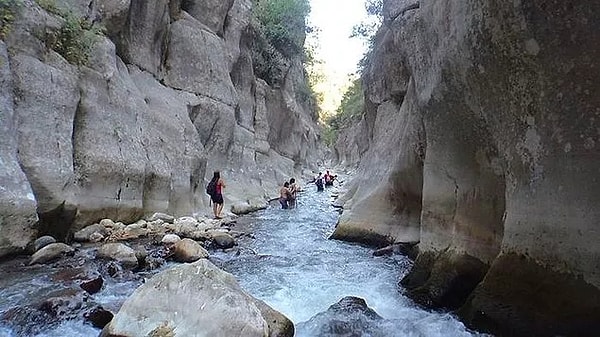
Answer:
307 0 369 117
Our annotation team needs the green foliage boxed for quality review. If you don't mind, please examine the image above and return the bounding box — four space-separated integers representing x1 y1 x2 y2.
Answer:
250 25 286 86
351 0 383 74
251 0 310 85
365 0 383 17
36 0 104 66
321 123 337 147
48 13 102 65
253 0 309 58
35 0 60 15
323 78 365 145
331 78 365 128
0 0 22 39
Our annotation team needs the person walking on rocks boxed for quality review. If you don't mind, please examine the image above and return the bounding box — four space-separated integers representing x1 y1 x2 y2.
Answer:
208 171 226 219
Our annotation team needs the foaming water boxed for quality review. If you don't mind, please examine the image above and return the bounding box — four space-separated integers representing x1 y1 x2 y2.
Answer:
214 183 488 337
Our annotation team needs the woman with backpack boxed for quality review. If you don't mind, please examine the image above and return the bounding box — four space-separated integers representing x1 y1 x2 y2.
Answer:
207 171 226 219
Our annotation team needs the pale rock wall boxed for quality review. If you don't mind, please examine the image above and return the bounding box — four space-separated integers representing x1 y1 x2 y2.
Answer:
334 0 600 335
0 0 322 255
0 41 38 256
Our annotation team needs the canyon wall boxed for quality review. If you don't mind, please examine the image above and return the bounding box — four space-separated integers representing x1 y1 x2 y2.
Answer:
0 0 322 256
333 0 600 335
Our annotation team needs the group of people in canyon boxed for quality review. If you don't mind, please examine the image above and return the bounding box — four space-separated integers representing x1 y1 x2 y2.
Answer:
314 170 337 191
208 169 338 213
278 170 337 209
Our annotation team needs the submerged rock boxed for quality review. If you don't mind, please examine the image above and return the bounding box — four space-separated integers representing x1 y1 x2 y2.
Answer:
296 296 385 337
84 306 114 329
209 231 235 249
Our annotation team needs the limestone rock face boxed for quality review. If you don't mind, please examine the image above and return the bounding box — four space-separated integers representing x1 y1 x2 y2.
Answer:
335 0 600 335
101 259 293 337
0 0 323 256
0 41 38 256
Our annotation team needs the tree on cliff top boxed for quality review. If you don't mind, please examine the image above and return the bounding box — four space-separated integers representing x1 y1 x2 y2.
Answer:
251 0 311 85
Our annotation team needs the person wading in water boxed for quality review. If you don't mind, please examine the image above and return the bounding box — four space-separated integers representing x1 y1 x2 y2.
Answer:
279 181 292 209
288 178 298 208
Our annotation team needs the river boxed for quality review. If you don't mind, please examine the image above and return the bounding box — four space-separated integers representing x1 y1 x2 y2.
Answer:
212 182 488 337
0 181 488 337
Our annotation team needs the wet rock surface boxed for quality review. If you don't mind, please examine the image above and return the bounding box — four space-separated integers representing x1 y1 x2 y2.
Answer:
0 213 249 335
296 296 387 337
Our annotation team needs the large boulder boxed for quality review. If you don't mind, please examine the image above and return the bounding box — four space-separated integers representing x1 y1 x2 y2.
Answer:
116 0 170 75
101 259 293 337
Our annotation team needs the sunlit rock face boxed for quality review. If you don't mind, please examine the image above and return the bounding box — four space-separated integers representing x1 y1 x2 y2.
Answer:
0 0 322 255
334 0 600 335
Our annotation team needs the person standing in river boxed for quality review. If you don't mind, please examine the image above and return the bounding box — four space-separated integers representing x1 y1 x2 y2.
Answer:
315 172 324 191
210 171 226 219
288 178 298 208
279 181 292 209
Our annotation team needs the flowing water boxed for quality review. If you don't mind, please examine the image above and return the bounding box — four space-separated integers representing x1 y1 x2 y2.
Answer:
212 183 488 337
0 181 488 337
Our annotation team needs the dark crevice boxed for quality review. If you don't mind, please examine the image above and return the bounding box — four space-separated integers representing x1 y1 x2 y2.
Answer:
388 2 421 24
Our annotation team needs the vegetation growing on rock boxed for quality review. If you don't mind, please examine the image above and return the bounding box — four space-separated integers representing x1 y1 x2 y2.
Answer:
250 0 310 85
35 0 103 65
324 78 365 145
0 0 22 39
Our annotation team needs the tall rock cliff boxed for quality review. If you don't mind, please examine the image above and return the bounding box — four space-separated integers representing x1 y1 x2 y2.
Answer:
0 0 322 256
333 0 600 335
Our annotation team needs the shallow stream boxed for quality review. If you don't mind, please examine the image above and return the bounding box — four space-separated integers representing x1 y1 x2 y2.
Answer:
0 181 487 336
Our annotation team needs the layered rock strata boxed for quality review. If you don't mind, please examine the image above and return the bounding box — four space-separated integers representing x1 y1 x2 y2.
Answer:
0 0 322 255
333 0 600 335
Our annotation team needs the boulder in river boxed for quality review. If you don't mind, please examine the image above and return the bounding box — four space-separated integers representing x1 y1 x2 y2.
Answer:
171 238 209 263
96 243 139 269
295 296 385 337
101 259 293 337
29 243 75 265
73 223 108 242
209 231 235 249
25 235 56 254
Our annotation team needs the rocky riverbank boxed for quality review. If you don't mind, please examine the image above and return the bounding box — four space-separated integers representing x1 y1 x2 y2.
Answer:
0 211 293 336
